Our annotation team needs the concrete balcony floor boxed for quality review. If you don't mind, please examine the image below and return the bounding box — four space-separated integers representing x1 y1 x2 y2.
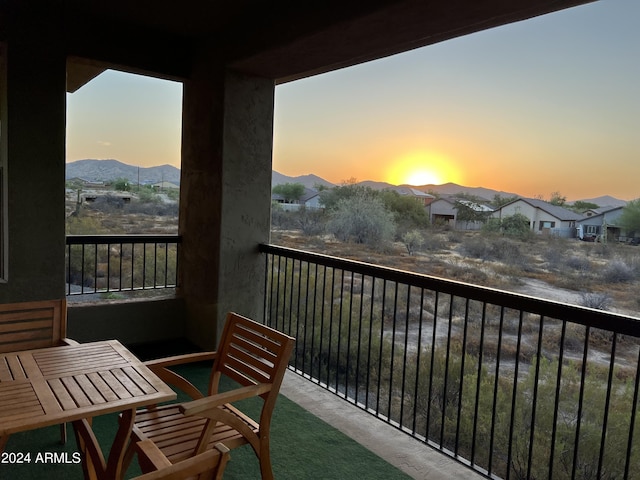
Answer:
281 371 483 480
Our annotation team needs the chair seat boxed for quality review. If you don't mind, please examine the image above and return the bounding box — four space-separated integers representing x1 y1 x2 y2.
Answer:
133 402 259 464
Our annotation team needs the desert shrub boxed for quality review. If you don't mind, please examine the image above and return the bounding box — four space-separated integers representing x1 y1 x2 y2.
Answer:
89 194 127 211
565 255 591 272
422 232 447 252
580 292 612 310
402 229 424 256
589 242 612 258
445 230 462 243
294 207 325 236
66 214 102 234
459 236 527 269
501 213 532 239
126 201 178 216
270 203 292 230
542 237 568 266
327 193 396 247
460 236 491 260
602 259 635 283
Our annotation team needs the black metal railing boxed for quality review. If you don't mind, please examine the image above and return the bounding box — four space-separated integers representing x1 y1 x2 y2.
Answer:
261 244 640 480
66 235 181 296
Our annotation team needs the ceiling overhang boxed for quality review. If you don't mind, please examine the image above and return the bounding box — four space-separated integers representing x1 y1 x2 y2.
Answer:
60 0 595 91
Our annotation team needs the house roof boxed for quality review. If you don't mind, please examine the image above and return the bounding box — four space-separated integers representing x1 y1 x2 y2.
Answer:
390 186 435 199
577 206 624 225
503 198 583 221
586 206 624 216
33 0 593 91
431 197 493 212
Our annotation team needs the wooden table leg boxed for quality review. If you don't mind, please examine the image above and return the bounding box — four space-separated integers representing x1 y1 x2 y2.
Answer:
106 408 135 480
73 412 135 480
72 418 104 480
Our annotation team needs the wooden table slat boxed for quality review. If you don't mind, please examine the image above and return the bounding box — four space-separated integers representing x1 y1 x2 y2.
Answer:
99 370 133 399
86 372 120 403
123 366 157 395
61 376 93 408
0 357 13 381
74 373 107 405
111 368 145 397
6 355 25 380
47 377 78 411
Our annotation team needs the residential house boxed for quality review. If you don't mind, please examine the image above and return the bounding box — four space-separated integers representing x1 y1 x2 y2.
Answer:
429 197 493 230
576 206 624 241
494 198 583 238
272 187 322 211
152 181 180 191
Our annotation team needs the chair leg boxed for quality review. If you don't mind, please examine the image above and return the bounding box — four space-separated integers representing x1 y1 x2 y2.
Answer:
60 422 67 445
259 440 274 480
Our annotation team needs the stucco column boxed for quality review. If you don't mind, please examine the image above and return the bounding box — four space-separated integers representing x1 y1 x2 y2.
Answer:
179 63 274 350
0 2 66 302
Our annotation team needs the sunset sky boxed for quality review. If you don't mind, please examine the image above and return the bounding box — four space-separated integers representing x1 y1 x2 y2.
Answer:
66 0 639 201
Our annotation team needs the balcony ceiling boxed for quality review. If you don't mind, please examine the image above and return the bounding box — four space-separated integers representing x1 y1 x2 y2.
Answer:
58 0 594 88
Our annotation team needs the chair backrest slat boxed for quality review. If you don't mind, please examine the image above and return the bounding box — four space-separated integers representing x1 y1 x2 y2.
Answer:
0 300 66 353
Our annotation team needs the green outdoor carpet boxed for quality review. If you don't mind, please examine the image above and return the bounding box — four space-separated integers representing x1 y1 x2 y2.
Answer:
1 361 410 479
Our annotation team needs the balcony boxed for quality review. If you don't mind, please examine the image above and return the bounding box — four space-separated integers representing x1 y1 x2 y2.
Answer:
260 243 640 480
62 235 640 478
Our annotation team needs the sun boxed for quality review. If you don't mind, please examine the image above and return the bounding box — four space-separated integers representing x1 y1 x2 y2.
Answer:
406 170 442 186
386 151 460 186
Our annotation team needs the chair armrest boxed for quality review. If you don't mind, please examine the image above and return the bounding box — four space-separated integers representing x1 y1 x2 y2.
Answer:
180 383 272 416
144 351 217 368
135 439 171 470
60 337 79 346
144 352 217 401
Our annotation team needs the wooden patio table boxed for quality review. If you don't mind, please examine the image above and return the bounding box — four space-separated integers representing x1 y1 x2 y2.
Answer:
0 340 176 479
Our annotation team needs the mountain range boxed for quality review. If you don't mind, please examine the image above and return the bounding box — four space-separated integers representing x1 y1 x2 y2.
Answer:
66 159 181 186
67 159 627 207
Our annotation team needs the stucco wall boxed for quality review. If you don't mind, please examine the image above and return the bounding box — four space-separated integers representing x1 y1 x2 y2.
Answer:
67 297 186 345
0 7 66 303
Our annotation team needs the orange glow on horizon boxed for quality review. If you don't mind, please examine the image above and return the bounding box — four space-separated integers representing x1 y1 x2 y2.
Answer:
386 151 461 186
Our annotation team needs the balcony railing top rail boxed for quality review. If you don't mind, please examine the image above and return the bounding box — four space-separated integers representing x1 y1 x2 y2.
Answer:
66 234 182 244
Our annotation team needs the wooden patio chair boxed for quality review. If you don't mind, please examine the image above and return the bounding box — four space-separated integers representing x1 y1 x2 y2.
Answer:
0 298 76 443
123 312 295 480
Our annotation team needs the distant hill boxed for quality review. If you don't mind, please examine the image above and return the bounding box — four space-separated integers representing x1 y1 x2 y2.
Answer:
66 159 181 185
357 180 518 201
571 195 628 208
272 171 335 189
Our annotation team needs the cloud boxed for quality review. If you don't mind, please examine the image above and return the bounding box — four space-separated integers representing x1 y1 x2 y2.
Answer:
97 140 112 147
